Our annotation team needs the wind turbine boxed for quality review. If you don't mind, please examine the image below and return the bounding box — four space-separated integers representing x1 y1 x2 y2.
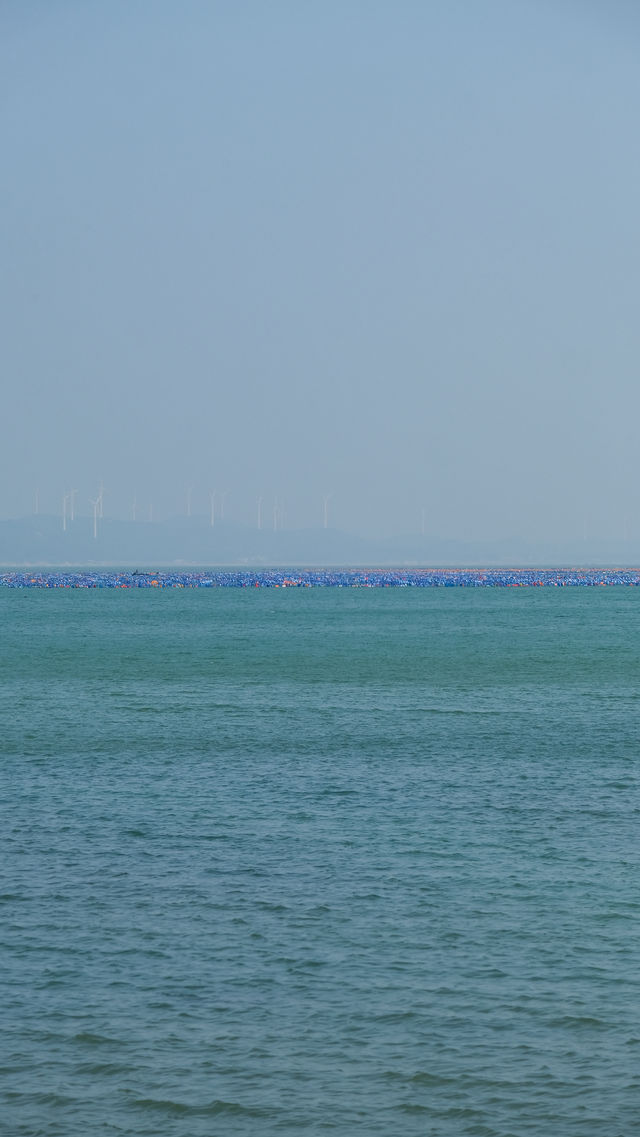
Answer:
257 495 263 530
69 489 78 523
62 493 69 532
209 489 216 528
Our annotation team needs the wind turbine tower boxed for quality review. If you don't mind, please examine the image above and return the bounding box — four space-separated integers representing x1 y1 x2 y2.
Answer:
323 494 332 530
272 497 285 531
89 497 99 539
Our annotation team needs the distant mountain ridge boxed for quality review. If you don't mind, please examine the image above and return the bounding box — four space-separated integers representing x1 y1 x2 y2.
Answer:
0 515 638 568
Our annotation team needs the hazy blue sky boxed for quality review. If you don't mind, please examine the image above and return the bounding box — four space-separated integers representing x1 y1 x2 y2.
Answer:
2 0 640 539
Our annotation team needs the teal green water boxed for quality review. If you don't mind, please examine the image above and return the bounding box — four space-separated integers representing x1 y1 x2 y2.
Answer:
2 588 640 1135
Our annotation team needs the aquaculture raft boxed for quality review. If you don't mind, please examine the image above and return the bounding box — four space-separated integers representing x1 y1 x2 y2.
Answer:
2 569 640 589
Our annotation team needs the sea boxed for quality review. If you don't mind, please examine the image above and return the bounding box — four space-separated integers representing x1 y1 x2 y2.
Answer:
2 583 639 1136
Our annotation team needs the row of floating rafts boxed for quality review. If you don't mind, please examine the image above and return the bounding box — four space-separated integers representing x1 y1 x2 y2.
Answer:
2 569 640 588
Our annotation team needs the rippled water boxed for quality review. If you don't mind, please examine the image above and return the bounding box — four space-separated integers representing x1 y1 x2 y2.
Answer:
2 586 640 1135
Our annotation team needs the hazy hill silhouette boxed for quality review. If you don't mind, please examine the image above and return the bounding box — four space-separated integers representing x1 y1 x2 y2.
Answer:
1 515 639 568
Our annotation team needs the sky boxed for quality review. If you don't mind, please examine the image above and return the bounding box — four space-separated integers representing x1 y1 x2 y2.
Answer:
2 0 640 540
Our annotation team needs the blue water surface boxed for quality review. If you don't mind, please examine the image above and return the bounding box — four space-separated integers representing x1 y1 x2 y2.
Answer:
2 586 640 1135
